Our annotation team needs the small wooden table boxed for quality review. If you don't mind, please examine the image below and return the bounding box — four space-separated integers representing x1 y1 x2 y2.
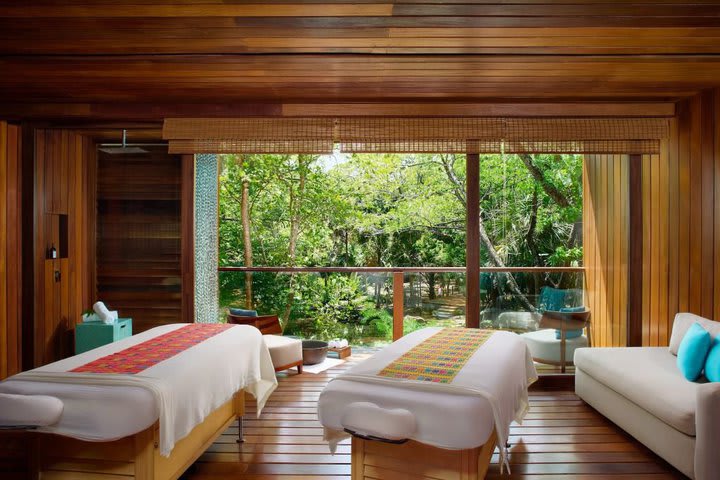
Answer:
328 346 351 359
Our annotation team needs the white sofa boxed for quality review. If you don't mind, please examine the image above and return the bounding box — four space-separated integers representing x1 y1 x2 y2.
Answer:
574 313 720 479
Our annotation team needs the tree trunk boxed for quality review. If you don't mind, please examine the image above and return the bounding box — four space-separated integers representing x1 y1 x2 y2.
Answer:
240 155 253 309
439 154 535 311
427 272 436 300
519 153 571 208
525 186 543 296
283 155 307 323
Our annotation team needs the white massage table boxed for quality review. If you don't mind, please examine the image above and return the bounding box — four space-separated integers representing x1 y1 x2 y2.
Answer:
0 323 277 480
318 327 537 480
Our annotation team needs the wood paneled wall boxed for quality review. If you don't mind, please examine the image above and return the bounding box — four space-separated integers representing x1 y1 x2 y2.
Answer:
33 129 95 366
0 121 22 379
585 90 720 347
96 148 192 334
639 90 720 345
583 154 629 347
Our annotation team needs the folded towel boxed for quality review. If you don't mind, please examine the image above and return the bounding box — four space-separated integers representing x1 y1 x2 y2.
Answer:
82 313 100 323
93 302 117 324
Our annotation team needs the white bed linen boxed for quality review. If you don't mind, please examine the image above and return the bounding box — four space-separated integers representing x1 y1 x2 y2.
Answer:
319 377 496 449
318 328 537 469
0 323 277 456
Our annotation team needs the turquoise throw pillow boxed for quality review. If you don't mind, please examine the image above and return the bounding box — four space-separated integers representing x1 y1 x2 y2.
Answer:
705 338 720 382
555 306 586 339
229 308 258 317
677 322 712 381
555 329 584 340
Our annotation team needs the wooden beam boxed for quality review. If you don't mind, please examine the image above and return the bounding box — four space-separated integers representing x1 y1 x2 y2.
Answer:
627 153 643 346
466 152 480 329
280 102 676 118
0 102 676 123
392 272 404 341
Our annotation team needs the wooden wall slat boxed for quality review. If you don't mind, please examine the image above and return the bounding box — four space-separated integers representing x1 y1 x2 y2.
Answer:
96 148 187 333
667 122 680 341
614 155 624 346
715 91 720 323
32 129 95 366
637 89 720 345
641 154 651 346
0 122 8 379
6 124 21 376
688 95 703 312
658 147 670 345
180 154 195 325
583 154 628 347
619 152 629 345
0 121 22 379
700 90 716 319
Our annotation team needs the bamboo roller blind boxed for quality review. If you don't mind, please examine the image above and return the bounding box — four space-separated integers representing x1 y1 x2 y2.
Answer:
163 117 669 154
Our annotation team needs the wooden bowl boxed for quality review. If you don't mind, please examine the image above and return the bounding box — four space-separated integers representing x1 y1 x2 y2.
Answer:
302 340 328 365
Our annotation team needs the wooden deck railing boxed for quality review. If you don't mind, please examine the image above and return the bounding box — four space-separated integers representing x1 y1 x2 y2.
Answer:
219 266 585 340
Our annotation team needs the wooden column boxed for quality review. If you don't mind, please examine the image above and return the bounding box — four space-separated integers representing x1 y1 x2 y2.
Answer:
627 154 643 346
181 155 195 324
392 272 404 341
466 152 480 329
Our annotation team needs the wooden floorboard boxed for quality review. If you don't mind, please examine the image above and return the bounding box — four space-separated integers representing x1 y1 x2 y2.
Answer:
185 354 686 480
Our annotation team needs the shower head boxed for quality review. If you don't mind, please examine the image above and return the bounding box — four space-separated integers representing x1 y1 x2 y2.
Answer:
98 146 149 154
98 130 164 155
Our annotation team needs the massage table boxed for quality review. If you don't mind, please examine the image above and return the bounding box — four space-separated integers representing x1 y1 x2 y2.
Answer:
318 327 538 480
0 323 277 480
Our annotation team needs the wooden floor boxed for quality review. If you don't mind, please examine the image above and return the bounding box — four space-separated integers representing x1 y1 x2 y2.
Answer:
186 353 685 480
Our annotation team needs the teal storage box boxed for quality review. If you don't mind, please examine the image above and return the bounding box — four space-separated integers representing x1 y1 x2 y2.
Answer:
75 318 132 354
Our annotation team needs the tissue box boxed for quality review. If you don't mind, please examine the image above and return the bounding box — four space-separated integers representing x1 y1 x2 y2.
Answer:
75 318 132 354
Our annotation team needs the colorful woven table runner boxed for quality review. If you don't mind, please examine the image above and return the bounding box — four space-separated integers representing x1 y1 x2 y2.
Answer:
72 323 234 374
379 328 494 383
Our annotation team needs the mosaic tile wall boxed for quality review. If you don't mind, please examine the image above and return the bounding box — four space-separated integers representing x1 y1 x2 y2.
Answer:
194 154 219 323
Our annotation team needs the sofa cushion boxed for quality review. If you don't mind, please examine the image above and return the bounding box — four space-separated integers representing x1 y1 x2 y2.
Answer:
575 347 700 436
677 322 712 381
669 312 720 356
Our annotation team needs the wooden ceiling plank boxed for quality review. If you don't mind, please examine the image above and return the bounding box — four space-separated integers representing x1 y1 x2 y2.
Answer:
0 4 394 17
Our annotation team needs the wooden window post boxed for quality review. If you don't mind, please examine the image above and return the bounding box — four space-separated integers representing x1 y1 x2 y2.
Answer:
627 154 643 346
392 272 404 340
466 152 481 328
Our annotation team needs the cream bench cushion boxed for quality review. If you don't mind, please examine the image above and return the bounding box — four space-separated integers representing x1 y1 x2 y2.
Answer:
575 346 698 436
263 334 302 371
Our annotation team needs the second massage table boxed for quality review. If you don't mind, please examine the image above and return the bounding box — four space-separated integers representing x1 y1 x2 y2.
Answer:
318 327 538 480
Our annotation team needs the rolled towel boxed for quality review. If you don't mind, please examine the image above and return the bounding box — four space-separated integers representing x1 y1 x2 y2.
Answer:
93 302 116 324
106 311 119 325
338 339 349 348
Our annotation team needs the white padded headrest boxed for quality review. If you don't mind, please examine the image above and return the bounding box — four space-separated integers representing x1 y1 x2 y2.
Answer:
0 393 64 428
341 402 416 441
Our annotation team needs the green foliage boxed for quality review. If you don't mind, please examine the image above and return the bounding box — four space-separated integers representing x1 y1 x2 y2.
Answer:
548 246 583 267
218 152 584 344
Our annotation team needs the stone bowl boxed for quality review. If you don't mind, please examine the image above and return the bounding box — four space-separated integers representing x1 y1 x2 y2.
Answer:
302 340 328 365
